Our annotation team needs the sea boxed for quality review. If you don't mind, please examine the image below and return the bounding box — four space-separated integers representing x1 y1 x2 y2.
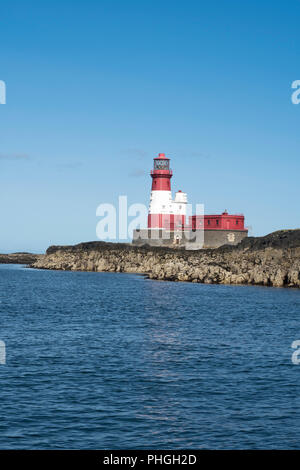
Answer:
0 264 299 449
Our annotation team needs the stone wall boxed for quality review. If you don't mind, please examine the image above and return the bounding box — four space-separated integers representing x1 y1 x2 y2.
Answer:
132 228 248 249
203 229 248 248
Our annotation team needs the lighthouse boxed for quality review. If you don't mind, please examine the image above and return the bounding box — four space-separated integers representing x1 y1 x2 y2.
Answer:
132 152 248 249
148 153 187 230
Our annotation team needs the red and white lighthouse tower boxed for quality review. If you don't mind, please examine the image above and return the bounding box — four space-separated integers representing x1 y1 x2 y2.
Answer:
148 153 187 230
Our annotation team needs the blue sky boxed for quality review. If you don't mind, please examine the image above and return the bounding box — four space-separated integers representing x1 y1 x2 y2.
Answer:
0 0 299 252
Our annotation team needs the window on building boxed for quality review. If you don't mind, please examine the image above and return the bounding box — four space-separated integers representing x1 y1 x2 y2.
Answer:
236 220 239 225
207 220 210 225
154 160 169 170
216 220 219 226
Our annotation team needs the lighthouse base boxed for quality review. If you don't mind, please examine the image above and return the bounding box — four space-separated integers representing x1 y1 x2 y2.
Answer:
132 229 248 250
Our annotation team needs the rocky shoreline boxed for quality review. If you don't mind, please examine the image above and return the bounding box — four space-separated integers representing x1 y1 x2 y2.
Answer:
0 253 42 264
29 230 300 288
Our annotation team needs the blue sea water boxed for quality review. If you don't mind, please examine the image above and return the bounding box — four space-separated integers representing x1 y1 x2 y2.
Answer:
0 264 300 449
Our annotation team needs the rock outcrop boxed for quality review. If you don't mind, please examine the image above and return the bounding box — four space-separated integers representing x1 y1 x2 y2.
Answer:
0 253 42 264
30 230 300 288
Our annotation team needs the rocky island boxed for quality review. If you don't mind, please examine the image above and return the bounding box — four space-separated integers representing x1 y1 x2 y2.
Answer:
0 252 42 264
29 230 300 288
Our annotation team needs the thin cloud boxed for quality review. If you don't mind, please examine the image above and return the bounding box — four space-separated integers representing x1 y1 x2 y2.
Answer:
129 169 146 178
122 148 148 159
188 151 212 160
57 161 83 169
0 153 30 160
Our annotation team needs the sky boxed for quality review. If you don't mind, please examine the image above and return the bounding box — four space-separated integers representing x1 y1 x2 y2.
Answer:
0 0 299 252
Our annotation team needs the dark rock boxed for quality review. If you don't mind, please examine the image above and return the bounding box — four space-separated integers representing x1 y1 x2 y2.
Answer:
0 253 43 264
